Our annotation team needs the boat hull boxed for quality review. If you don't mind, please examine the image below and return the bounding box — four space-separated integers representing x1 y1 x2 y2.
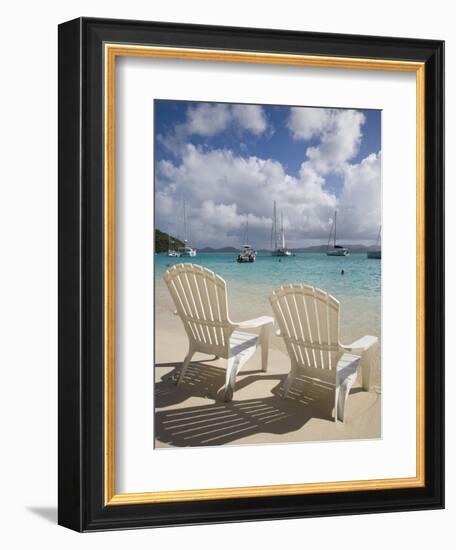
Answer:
237 245 257 263
327 248 350 256
178 247 197 257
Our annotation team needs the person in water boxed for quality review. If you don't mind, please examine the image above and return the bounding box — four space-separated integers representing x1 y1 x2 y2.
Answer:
341 269 345 275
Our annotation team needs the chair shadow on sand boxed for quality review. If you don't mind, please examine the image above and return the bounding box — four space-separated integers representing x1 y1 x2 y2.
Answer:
154 360 348 447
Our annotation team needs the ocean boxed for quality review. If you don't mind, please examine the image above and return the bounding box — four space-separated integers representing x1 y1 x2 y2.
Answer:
155 252 381 347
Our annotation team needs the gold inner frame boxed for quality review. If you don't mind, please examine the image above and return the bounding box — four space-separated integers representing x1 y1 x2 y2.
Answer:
104 44 426 506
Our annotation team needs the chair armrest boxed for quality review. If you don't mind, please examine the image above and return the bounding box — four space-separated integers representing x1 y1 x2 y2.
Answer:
340 335 378 353
234 315 274 329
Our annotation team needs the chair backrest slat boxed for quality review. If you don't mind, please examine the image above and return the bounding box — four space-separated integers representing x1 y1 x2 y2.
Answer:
177 270 206 343
200 274 219 347
290 289 312 368
164 264 232 351
284 287 307 368
314 288 330 369
168 272 199 341
273 289 299 366
270 284 341 371
203 272 223 347
186 268 211 345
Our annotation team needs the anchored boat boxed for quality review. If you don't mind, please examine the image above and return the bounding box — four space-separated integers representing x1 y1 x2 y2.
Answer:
237 244 256 263
167 234 181 257
327 211 350 256
271 201 295 257
367 226 381 259
178 200 197 257
237 215 257 263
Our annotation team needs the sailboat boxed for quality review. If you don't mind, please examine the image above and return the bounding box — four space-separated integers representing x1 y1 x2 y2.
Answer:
327 211 350 256
237 214 257 263
178 200 197 257
271 201 295 256
167 234 180 257
367 226 381 259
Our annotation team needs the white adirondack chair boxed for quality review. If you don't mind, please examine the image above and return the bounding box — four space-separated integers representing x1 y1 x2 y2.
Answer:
269 284 378 422
164 264 274 401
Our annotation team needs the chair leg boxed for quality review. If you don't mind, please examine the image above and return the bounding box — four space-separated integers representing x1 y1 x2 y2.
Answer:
223 355 242 402
282 365 297 398
361 348 374 391
335 369 358 422
334 387 340 423
177 349 194 385
260 324 270 372
335 385 350 422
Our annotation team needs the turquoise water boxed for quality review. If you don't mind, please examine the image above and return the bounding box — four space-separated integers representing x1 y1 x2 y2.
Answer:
156 252 380 299
155 252 381 344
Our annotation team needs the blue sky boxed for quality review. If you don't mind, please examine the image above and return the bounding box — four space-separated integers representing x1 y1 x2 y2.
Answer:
154 100 381 248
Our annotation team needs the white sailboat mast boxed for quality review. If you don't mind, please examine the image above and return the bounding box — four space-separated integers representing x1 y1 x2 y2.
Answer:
281 211 286 249
183 200 188 243
273 201 278 250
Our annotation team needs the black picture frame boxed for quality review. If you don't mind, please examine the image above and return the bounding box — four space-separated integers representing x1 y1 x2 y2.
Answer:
58 17 444 532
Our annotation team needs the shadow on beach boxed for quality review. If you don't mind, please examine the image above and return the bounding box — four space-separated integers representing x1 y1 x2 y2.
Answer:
154 361 338 447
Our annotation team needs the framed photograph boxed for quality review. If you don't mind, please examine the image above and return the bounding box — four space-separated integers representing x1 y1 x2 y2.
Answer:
58 17 444 531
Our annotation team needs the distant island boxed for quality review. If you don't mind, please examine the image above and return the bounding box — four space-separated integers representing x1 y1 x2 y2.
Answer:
155 229 184 253
155 231 379 254
199 246 239 253
199 245 378 254
280 244 378 254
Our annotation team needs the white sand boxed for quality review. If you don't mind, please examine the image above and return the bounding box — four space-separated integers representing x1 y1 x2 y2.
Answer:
154 312 381 449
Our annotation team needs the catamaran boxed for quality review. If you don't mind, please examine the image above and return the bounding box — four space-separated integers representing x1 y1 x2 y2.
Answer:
327 211 350 256
271 201 295 257
367 226 381 259
168 233 180 258
237 215 257 263
167 234 181 257
179 242 197 257
178 200 197 257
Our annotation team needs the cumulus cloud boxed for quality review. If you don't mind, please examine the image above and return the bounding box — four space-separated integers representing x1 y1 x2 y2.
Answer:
287 108 331 140
288 108 366 175
158 102 269 154
337 152 381 240
156 105 380 248
156 144 336 248
186 103 231 136
232 104 268 135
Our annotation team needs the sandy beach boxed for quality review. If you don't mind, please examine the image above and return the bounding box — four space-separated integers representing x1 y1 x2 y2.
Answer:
154 288 381 448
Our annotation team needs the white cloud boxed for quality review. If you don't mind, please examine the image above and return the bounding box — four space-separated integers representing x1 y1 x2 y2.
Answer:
158 102 269 154
287 108 330 140
156 106 380 248
156 144 337 248
288 108 366 174
337 152 382 240
186 103 231 136
232 104 268 135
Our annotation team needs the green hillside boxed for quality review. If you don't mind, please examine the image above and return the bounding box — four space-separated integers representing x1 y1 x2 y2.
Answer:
155 229 184 253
